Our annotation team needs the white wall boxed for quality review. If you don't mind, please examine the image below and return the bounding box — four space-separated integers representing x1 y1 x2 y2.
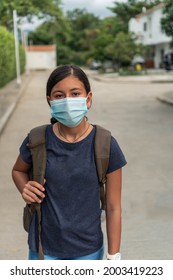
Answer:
26 49 57 70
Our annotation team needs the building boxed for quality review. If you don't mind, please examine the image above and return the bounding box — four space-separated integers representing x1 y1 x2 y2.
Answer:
128 3 172 68
26 45 57 70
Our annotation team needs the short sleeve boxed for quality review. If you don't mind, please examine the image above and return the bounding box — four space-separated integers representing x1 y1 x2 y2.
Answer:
107 136 127 174
19 135 32 164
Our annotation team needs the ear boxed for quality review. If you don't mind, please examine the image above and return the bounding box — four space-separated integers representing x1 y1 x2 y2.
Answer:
87 92 92 109
47 96 51 106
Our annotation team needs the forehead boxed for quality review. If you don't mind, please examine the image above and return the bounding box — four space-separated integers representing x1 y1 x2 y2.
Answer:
52 75 85 91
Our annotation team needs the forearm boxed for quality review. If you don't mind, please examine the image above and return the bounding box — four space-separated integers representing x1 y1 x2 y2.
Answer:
12 169 45 204
12 169 29 195
12 155 45 204
106 208 121 254
105 168 122 255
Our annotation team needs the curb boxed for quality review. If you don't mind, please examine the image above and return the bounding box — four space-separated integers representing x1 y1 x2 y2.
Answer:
0 73 32 135
90 74 173 84
157 96 173 106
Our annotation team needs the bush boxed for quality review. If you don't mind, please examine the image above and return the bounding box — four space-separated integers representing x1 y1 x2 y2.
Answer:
0 26 26 88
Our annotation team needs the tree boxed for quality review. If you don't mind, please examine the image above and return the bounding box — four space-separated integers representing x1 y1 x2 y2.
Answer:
65 9 101 64
109 0 162 32
28 28 54 45
0 0 62 30
28 17 72 64
28 8 101 65
91 32 113 63
67 9 100 51
105 32 140 69
161 0 173 45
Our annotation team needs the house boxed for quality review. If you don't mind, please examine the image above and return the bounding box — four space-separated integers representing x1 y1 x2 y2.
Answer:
128 3 172 68
26 45 57 70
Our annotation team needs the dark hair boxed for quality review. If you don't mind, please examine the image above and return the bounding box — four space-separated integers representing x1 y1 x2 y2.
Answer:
46 64 91 98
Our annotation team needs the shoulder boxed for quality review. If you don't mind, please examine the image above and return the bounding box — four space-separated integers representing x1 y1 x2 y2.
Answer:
29 124 50 137
107 135 127 173
95 125 111 136
19 125 51 163
110 135 121 149
110 135 126 157
28 124 51 142
94 125 111 144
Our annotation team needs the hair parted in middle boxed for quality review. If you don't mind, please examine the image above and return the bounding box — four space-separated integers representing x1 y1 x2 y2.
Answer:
46 64 91 98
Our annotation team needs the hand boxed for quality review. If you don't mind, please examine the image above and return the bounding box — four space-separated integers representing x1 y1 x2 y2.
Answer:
22 180 45 204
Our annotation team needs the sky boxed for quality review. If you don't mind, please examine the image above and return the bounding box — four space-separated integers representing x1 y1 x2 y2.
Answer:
23 0 126 31
60 0 116 18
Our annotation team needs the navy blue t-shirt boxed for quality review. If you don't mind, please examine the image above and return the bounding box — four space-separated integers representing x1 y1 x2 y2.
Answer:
20 125 127 258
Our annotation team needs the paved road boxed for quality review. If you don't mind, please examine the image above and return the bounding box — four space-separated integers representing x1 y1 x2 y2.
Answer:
0 70 173 259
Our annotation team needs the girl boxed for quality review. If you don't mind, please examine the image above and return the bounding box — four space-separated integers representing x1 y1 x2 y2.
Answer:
12 64 127 260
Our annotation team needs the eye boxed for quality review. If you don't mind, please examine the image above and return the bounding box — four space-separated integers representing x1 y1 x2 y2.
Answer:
72 92 81 97
53 93 64 99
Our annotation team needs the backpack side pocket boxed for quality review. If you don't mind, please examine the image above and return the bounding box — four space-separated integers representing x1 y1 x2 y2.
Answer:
23 204 35 232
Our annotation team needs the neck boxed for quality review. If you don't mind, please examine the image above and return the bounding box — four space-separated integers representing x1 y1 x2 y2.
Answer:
56 119 91 143
59 118 86 133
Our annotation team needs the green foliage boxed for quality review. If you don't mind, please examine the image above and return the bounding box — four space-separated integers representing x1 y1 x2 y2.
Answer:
0 0 62 30
105 32 138 68
91 33 113 62
29 8 101 65
19 43 26 74
67 9 100 53
28 17 72 64
109 0 162 32
28 29 54 45
161 0 173 43
0 25 25 88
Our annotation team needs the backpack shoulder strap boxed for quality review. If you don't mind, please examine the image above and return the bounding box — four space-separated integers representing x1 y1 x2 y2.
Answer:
27 124 48 185
94 125 111 210
27 124 48 260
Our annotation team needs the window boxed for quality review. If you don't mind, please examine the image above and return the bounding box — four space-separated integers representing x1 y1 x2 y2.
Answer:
143 22 147 31
161 49 164 60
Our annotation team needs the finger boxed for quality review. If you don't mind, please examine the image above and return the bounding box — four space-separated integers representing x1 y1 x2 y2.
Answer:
22 192 38 204
25 182 45 196
23 189 43 203
23 197 35 204
28 181 45 192
30 186 45 199
23 184 45 200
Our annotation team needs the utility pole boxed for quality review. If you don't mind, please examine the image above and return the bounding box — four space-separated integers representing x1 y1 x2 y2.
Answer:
18 23 29 76
13 10 21 86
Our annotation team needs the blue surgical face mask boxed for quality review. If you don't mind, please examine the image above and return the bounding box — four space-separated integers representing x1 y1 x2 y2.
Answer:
50 97 88 127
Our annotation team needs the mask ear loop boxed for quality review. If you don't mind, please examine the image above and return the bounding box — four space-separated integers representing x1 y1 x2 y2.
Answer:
86 97 90 121
86 91 92 110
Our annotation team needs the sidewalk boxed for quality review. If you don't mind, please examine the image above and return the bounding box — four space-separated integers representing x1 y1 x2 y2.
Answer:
0 73 32 135
0 70 173 135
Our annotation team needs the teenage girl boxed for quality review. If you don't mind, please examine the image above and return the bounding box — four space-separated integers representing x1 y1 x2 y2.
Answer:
12 65 127 260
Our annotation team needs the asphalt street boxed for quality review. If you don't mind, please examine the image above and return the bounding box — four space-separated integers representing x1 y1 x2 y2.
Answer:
0 69 173 259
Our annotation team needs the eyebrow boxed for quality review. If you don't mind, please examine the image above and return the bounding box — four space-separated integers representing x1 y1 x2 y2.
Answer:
52 88 82 94
70 88 82 91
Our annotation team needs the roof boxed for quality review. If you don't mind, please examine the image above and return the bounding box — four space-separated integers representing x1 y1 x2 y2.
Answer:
135 3 165 19
26 45 56 52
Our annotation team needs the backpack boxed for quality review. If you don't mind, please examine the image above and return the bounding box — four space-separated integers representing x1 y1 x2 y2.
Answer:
23 124 111 259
